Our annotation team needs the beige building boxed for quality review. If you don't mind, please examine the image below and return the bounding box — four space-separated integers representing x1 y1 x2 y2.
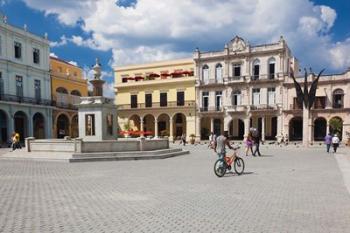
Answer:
114 58 196 141
194 36 298 141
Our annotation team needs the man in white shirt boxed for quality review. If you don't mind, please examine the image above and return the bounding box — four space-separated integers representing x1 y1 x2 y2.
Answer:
332 134 340 153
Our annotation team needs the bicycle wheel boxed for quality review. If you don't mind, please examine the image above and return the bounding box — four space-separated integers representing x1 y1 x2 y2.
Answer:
234 157 245 175
214 159 226 177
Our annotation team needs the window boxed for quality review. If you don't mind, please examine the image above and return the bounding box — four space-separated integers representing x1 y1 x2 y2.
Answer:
215 91 222 111
160 93 167 107
233 64 241 78
106 114 113 135
33 48 40 64
34 80 41 101
314 97 326 109
16 75 23 97
202 65 209 84
145 93 152 108
267 87 275 105
131 95 138 108
252 59 260 80
268 57 276 79
252 88 260 105
293 97 302 109
232 90 241 106
333 89 344 108
215 63 223 82
85 114 95 136
177 91 184 106
58 67 62 72
202 92 209 111
0 72 3 96
14 42 22 59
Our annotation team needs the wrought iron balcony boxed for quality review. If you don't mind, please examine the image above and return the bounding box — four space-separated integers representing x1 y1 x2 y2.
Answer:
225 105 247 112
0 94 52 106
250 104 278 111
199 106 224 112
118 100 196 110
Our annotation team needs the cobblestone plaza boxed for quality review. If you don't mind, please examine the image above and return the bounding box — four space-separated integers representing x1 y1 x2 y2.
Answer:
0 145 350 233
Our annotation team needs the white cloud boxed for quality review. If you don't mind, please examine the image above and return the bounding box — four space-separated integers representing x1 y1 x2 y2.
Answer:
49 52 58 58
50 35 68 47
22 0 350 72
68 61 78 66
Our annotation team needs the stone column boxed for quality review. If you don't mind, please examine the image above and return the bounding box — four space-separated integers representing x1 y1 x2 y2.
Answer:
261 117 265 142
326 122 330 135
169 116 174 142
277 115 282 136
195 116 201 141
244 118 250 138
28 114 33 138
154 118 158 138
140 116 144 137
210 118 214 133
302 107 310 147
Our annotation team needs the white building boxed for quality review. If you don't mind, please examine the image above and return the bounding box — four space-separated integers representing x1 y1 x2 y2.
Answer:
0 15 52 144
194 36 298 141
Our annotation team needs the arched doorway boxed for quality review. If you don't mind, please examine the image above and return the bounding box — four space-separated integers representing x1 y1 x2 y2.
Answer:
314 117 327 141
56 114 70 138
71 115 78 138
33 112 45 139
14 111 28 142
157 113 170 137
289 117 303 141
143 114 155 137
266 117 277 140
173 113 186 139
329 117 343 140
200 117 211 140
129 115 141 131
229 119 244 140
0 110 8 144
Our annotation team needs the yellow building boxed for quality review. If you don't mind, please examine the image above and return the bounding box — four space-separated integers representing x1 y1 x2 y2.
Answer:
114 58 196 141
50 56 88 138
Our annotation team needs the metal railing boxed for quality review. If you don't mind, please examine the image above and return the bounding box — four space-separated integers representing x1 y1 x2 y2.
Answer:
118 100 196 110
0 94 52 106
250 104 277 110
199 106 224 112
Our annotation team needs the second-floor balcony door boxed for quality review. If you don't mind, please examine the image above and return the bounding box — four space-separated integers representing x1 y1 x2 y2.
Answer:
216 91 222 111
34 80 41 102
267 88 275 105
145 94 152 108
177 91 184 106
202 92 209 111
0 72 3 97
160 93 167 107
16 76 23 98
232 92 241 106
131 95 138 108
252 88 260 106
57 93 68 106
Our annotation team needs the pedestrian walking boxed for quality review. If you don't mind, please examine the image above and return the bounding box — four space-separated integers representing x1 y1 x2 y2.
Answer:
15 132 21 149
252 133 262 156
245 132 253 156
208 132 216 149
324 133 332 153
332 134 340 153
10 132 17 152
180 133 187 146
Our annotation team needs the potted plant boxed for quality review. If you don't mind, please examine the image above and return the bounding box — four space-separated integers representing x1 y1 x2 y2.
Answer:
189 134 196 144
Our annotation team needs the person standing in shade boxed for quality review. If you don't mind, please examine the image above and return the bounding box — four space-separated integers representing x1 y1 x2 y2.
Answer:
332 134 340 153
324 133 332 153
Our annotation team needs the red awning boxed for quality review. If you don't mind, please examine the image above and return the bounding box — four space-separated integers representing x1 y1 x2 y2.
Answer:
161 73 171 76
127 77 135 80
148 73 160 78
134 76 144 80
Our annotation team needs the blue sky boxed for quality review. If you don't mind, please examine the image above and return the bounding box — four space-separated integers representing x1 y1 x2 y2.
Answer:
1 0 350 97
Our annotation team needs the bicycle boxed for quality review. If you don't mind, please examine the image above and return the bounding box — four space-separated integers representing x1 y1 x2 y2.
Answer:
214 146 245 177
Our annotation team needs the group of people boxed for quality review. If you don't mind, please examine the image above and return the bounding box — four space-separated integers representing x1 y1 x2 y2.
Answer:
324 133 340 153
10 131 21 152
210 127 262 157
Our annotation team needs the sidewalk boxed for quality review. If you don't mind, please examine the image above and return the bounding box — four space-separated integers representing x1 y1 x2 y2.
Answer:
334 147 350 195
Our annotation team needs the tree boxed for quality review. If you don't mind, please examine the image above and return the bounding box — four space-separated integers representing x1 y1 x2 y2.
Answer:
329 118 342 135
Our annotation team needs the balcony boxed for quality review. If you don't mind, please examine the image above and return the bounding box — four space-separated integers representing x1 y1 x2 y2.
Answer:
53 94 81 110
250 104 278 111
0 94 52 106
197 79 224 86
118 100 196 110
225 105 247 113
199 106 224 113
249 73 285 82
121 70 194 84
225 76 246 83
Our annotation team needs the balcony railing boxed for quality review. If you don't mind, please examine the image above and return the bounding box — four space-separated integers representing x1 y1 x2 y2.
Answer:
0 94 52 106
199 106 224 112
225 105 247 112
289 104 302 110
226 76 246 82
52 100 78 110
250 104 277 110
249 73 284 82
118 100 196 110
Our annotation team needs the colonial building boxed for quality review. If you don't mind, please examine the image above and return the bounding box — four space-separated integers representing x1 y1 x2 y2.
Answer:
283 70 350 142
50 56 88 138
194 36 298 141
0 16 52 143
114 58 196 141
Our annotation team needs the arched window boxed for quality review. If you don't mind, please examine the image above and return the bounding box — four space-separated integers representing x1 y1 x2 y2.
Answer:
71 90 81 96
268 57 276 79
252 59 260 80
333 89 344 108
56 87 68 94
215 63 223 83
232 90 241 106
202 65 209 84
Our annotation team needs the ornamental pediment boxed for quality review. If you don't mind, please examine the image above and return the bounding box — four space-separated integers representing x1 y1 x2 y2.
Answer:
230 36 247 52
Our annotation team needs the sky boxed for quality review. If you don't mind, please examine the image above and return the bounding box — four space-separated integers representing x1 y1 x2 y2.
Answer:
1 0 350 97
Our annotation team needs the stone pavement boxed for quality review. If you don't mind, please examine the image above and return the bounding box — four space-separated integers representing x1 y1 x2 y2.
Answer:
0 145 350 233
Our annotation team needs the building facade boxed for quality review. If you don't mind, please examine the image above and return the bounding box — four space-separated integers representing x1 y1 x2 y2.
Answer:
283 70 350 142
50 56 88 138
0 17 52 143
114 58 196 141
194 36 298 141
